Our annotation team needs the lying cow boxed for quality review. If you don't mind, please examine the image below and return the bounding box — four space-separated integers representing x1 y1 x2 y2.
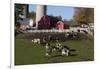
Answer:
32 38 40 44
61 46 70 56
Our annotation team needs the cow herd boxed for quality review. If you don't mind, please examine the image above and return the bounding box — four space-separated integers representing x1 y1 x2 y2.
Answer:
45 42 70 57
31 31 81 44
31 31 83 57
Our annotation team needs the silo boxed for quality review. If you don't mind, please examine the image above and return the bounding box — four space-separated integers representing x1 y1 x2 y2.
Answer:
36 5 46 29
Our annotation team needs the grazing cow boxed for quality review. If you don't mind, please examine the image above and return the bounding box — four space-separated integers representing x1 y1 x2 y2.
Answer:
32 38 40 44
45 43 52 56
66 31 80 40
45 43 60 56
56 42 62 51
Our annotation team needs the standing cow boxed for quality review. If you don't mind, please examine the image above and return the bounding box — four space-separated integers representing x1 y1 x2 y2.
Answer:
32 38 40 44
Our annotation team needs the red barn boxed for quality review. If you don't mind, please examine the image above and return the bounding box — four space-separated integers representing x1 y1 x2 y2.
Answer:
38 16 50 29
56 21 64 30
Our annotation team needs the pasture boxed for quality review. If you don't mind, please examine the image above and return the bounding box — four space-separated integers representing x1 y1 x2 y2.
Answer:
15 32 94 65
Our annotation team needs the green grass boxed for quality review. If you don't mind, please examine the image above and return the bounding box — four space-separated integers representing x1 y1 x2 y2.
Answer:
15 33 94 65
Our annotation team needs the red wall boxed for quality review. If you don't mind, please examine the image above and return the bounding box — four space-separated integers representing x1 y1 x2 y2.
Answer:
56 21 64 30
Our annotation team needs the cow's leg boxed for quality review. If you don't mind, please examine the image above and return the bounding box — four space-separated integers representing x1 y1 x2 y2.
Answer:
65 50 69 56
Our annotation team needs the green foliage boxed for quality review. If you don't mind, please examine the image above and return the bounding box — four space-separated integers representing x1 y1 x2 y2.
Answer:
27 11 36 19
15 4 24 27
74 8 94 24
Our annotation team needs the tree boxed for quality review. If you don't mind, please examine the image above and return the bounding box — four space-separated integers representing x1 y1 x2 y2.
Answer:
27 11 36 23
15 4 25 28
73 7 94 25
15 4 26 36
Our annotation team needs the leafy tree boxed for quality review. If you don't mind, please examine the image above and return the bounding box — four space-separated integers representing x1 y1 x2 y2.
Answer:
73 8 94 25
27 11 36 21
15 4 26 36
15 4 24 27
28 11 36 19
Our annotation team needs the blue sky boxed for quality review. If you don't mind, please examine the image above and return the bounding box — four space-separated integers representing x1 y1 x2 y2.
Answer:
29 4 75 20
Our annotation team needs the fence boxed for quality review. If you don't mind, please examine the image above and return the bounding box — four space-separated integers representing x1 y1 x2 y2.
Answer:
26 27 93 36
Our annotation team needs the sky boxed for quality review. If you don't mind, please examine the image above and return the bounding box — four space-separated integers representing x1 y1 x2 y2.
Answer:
29 4 75 20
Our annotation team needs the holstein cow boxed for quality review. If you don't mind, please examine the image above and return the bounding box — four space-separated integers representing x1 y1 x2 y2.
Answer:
61 46 70 56
45 42 70 57
32 38 40 44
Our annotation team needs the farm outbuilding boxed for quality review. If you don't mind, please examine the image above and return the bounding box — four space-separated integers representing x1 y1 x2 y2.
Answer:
56 21 64 30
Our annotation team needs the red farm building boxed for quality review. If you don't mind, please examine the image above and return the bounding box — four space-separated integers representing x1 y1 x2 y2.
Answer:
56 21 64 30
38 15 70 30
38 16 50 29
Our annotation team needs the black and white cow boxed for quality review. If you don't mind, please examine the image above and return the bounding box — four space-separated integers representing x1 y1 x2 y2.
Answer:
45 43 70 57
61 46 70 56
32 38 40 44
